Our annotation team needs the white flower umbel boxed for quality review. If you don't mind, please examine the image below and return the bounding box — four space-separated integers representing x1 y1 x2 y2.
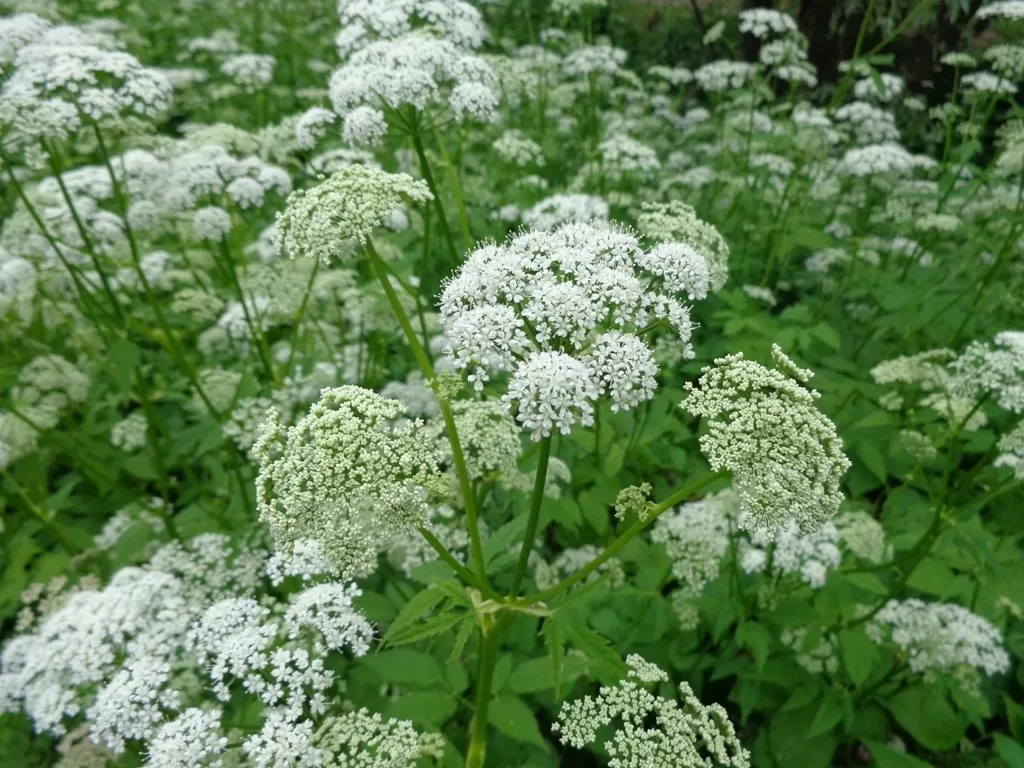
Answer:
681 345 851 534
274 166 432 264
948 331 1024 413
553 655 750 768
146 708 228 768
440 221 709 438
978 1 1024 19
1 36 172 138
869 599 1010 679
738 8 798 39
838 143 937 176
328 32 497 143
995 422 1024 479
428 400 521 481
741 521 842 589
253 386 447 577
335 0 486 57
521 193 609 230
834 510 891 563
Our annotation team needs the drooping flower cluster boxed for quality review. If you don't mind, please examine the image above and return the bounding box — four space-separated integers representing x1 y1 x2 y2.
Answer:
681 345 851 534
253 386 448 577
553 655 750 768
440 220 711 438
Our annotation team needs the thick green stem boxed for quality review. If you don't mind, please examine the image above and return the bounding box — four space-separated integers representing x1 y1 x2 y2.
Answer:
365 239 488 582
466 618 508 768
521 470 727 605
508 435 552 598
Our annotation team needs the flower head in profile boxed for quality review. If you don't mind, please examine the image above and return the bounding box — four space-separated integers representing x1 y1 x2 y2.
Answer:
253 386 448 577
440 221 711 439
553 655 750 768
274 166 432 264
681 345 851 534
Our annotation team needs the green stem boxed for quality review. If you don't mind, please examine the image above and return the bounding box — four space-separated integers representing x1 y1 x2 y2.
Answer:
508 435 552 598
411 131 460 267
418 527 498 599
432 125 472 249
365 239 488 583
3 472 80 556
521 470 726 606
466 617 509 768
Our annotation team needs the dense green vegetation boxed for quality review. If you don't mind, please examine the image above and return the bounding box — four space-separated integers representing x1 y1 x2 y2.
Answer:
1 1 1023 767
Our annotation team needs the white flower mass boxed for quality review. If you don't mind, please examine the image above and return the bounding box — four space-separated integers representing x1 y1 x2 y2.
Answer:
440 220 710 438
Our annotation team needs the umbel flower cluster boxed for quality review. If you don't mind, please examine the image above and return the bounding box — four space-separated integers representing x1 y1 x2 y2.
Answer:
253 386 449 578
553 654 750 768
681 345 851 534
440 220 712 439
0 532 437 767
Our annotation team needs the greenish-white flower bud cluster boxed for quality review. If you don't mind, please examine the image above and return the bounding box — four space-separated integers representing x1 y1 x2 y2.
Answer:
274 166 432 264
253 386 448 578
554 654 750 768
681 345 850 535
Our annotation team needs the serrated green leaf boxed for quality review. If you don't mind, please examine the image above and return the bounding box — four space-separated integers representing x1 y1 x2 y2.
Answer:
381 587 446 646
563 622 626 676
484 516 528 567
542 616 566 699
386 611 465 646
845 573 890 596
489 696 547 748
449 616 476 664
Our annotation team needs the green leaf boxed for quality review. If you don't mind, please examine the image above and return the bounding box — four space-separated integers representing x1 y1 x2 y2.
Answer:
562 622 626 676
386 611 464 646
839 628 878 687
542 616 566 699
381 587 446 646
845 573 889 596
853 440 887 483
387 692 456 727
484 516 528 567
109 339 141 394
578 490 609 535
489 696 547 748
994 734 1024 768
603 442 626 475
362 649 444 686
737 622 771 673
807 688 844 738
507 656 589 694
1004 694 1024 742
864 740 933 768
884 687 963 752
782 682 820 711
449 616 476 663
